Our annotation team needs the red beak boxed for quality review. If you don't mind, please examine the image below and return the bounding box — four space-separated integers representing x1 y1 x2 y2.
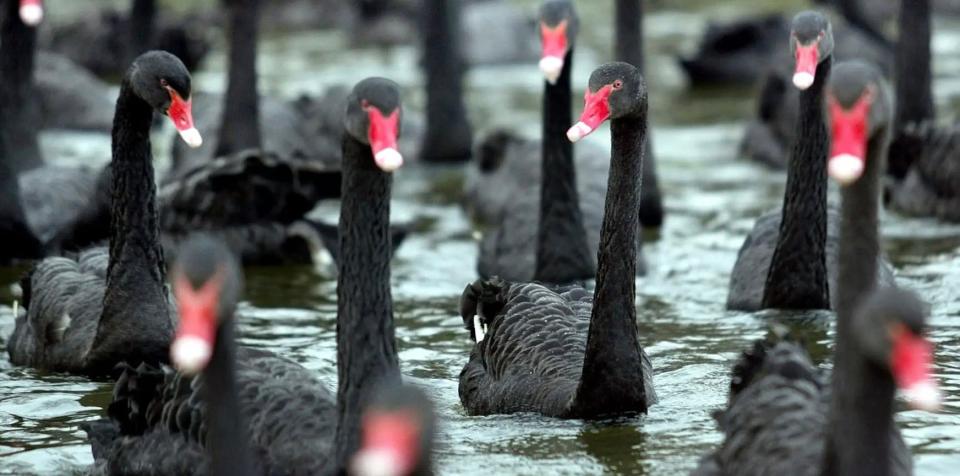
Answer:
567 85 613 143
367 106 402 172
539 20 568 84
827 91 871 185
164 86 202 148
19 0 43 26
890 326 941 411
171 274 221 375
793 41 819 90
351 411 420 476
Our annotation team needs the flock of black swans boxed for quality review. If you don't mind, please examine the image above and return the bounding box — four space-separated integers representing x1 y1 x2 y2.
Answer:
0 0 958 474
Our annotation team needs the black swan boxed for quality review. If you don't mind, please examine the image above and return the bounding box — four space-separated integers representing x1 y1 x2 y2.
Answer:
419 0 472 163
737 5 894 168
615 0 663 227
87 79 426 475
694 289 939 476
469 0 644 284
459 62 656 418
679 1 892 89
466 0 661 230
45 0 376 264
0 0 115 248
696 63 941 475
6 51 202 375
42 0 209 79
727 11 892 312
888 0 960 221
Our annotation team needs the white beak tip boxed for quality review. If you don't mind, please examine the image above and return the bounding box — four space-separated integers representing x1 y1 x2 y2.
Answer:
903 381 942 412
793 72 815 90
539 56 564 85
19 4 43 26
178 128 203 148
171 336 212 375
566 121 592 143
351 449 401 476
374 148 403 172
828 154 865 186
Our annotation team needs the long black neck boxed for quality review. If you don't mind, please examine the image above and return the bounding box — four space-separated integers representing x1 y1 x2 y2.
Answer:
615 0 644 73
420 0 472 162
572 107 648 416
762 57 832 310
826 126 889 476
204 322 257 476
0 131 43 263
334 135 401 470
95 79 169 363
129 0 156 62
534 48 594 284
215 0 262 157
895 0 933 129
0 0 42 172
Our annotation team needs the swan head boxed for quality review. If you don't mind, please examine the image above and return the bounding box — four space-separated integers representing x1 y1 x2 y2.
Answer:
345 78 404 173
18 0 43 26
789 11 834 90
170 235 243 376
853 288 942 412
537 0 579 85
127 51 203 148
826 61 891 186
352 384 436 476
568 62 646 143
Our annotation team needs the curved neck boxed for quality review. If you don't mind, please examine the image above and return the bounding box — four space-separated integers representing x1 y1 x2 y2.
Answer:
0 0 42 172
895 0 933 129
205 322 257 476
535 48 594 284
420 0 472 162
102 80 167 328
827 126 889 475
334 135 401 470
615 0 644 73
572 108 648 416
762 57 832 310
129 0 156 61
216 0 262 157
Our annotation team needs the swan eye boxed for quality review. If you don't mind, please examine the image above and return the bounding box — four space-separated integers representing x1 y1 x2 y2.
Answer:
361 99 371 111
159 78 169 87
612 80 623 90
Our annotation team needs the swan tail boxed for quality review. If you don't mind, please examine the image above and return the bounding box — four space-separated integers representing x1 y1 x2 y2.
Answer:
459 277 508 342
107 362 170 436
728 335 821 404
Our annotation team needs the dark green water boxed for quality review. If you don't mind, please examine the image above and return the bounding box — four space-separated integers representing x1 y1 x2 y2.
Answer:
2 1 959 474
